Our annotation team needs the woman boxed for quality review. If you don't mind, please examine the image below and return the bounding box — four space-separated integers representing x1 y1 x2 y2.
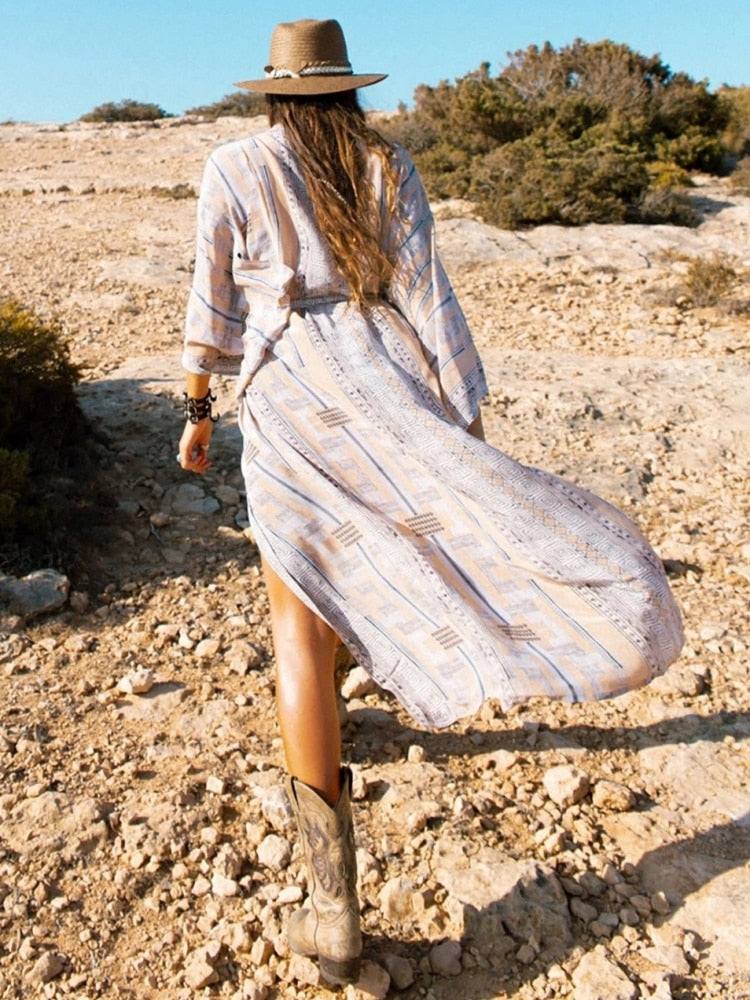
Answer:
178 18 683 985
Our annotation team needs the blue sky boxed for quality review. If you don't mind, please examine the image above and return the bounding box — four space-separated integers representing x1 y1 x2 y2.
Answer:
2 0 748 122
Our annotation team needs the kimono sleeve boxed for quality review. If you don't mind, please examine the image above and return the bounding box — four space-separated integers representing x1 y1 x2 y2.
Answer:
385 149 488 428
182 153 247 372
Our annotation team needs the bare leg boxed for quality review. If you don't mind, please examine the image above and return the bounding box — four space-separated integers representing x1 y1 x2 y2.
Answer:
261 556 341 805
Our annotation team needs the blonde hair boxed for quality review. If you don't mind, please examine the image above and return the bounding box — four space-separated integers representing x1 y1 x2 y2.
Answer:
267 92 398 304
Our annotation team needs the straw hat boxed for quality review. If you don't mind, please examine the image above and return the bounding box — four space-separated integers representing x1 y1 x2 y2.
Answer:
234 18 386 95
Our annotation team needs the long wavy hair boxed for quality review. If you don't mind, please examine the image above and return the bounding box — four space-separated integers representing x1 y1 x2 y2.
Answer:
267 91 398 304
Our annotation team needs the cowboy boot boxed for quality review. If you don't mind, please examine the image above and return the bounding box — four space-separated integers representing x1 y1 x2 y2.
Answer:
286 767 362 984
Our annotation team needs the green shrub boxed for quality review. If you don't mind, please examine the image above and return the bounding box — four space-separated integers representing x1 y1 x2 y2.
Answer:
381 39 732 228
185 92 266 119
80 99 171 123
0 298 96 571
719 86 750 158
470 131 648 228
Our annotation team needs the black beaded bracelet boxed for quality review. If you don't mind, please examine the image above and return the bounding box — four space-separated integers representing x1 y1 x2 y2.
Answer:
183 390 219 424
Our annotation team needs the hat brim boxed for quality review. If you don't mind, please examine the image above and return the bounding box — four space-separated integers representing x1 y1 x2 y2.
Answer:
234 73 386 96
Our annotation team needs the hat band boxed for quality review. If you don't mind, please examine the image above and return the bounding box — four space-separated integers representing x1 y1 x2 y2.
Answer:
265 64 353 80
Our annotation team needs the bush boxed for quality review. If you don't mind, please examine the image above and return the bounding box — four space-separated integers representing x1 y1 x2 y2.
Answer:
185 92 266 119
380 39 732 228
683 252 738 306
0 298 97 571
720 86 750 158
149 183 196 200
634 186 700 227
470 130 649 227
729 156 750 194
80 99 171 123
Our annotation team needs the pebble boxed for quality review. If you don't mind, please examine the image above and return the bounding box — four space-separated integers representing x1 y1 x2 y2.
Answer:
571 948 638 1000
592 779 636 812
256 835 292 872
543 765 591 807
380 876 417 923
345 961 391 1000
381 953 415 989
211 873 239 897
341 665 376 699
26 951 65 985
183 952 219 990
117 667 156 695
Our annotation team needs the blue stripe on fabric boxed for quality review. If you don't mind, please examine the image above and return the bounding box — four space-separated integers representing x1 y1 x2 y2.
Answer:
526 579 620 700
274 351 418 515
190 288 244 327
261 522 349 604
210 156 246 218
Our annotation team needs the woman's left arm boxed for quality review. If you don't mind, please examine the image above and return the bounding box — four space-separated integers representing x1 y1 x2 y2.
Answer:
178 372 214 474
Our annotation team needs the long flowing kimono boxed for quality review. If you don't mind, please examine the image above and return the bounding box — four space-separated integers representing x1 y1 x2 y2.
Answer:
184 125 683 728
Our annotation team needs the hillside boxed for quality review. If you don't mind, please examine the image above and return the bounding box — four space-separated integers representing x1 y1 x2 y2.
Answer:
0 117 748 1000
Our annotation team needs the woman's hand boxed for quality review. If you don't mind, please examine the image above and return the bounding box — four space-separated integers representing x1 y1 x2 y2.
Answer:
178 417 214 474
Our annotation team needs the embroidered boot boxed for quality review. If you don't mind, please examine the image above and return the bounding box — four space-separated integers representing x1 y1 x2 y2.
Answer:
286 767 362 984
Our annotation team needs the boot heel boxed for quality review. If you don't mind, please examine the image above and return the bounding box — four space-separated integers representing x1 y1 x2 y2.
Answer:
319 953 361 985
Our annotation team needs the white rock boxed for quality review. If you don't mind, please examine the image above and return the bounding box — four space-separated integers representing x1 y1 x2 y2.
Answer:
277 885 303 904
227 639 264 675
571 947 638 1000
435 849 572 952
592 780 636 812
344 961 391 1000
117 667 156 695
341 665 376 699
260 785 294 832
195 637 221 658
287 953 320 986
256 834 292 872
192 876 212 896
214 843 243 878
543 765 591 807
184 956 219 989
211 872 239 897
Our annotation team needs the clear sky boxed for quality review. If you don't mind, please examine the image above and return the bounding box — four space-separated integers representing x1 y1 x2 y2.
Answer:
2 0 748 123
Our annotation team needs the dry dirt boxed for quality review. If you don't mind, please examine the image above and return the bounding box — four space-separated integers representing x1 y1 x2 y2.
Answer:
0 117 748 1000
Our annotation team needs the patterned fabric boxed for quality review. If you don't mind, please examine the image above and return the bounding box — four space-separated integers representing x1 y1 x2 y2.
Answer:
184 125 683 728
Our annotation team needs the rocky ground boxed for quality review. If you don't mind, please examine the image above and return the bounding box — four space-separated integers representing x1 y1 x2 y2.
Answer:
0 117 748 1000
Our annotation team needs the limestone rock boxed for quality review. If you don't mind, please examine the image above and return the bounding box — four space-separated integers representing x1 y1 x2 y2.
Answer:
344 961 390 1000
117 667 156 694
592 780 636 812
434 843 572 956
543 765 591 807
26 951 66 984
571 947 638 1000
380 952 415 989
256 834 292 872
1 792 109 861
0 569 69 620
429 939 462 976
